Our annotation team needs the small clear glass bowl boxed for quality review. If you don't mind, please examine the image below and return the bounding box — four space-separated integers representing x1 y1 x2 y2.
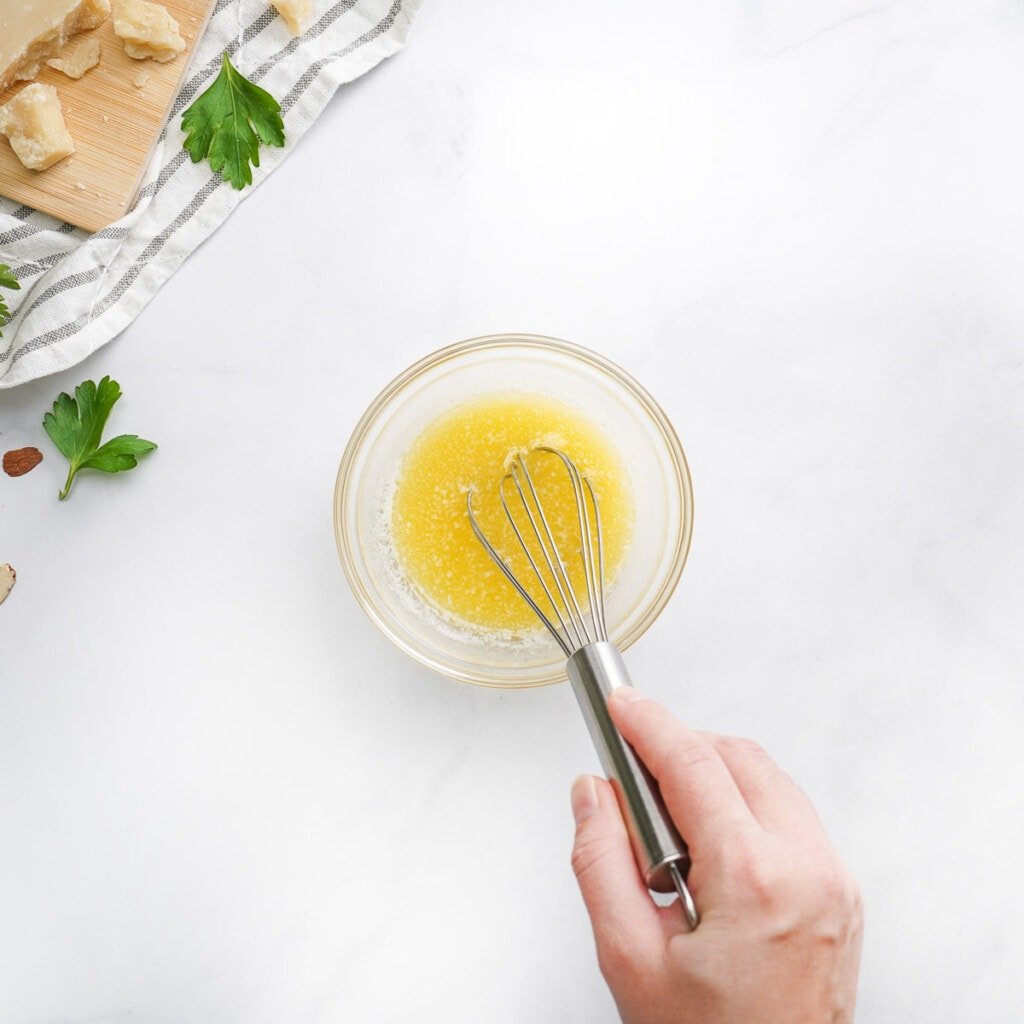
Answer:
333 334 693 688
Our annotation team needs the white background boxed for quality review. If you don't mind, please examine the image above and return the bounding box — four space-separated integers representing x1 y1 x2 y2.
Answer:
2 1 1023 1020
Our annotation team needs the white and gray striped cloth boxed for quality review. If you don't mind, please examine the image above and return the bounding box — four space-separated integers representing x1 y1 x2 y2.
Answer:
0 0 419 389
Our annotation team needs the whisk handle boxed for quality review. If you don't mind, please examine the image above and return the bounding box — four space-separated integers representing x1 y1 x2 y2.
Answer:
567 641 698 927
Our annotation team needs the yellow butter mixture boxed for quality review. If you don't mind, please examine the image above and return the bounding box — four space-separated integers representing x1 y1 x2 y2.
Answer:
391 394 633 633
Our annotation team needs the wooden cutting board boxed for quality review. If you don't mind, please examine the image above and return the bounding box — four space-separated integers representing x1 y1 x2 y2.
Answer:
0 0 216 233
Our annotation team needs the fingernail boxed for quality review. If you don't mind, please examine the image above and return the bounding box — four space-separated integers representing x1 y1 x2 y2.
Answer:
610 686 647 705
571 775 599 824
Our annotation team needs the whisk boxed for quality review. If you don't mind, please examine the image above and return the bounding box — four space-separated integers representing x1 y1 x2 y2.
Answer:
467 446 699 930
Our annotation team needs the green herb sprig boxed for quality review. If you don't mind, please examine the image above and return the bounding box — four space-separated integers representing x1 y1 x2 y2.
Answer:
181 52 286 190
43 377 157 500
0 264 19 340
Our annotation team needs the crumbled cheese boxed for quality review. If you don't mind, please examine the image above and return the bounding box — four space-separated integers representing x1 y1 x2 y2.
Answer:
133 68 150 88
0 564 15 606
0 0 109 91
112 0 185 62
272 0 314 36
0 0 109 90
46 36 102 79
0 83 76 171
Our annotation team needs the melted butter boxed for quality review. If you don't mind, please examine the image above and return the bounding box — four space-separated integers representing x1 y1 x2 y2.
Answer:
391 393 633 633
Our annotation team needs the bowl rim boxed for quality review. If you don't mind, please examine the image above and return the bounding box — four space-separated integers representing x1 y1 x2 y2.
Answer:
333 333 694 687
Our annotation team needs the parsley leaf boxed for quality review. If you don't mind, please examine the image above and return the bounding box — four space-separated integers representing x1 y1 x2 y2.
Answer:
0 264 20 340
42 377 157 500
181 52 286 190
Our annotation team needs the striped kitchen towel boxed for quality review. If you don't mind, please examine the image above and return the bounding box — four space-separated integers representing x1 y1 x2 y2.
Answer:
0 0 420 389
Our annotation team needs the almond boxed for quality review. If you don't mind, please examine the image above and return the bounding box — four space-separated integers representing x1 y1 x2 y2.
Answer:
2 447 43 477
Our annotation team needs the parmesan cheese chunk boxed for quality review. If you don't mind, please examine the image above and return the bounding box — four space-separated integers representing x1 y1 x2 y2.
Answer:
0 563 15 606
47 36 102 79
0 83 76 171
0 0 110 92
112 0 185 62
271 0 314 36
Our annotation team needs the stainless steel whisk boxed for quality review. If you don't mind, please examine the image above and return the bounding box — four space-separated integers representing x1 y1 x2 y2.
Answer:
467 446 699 930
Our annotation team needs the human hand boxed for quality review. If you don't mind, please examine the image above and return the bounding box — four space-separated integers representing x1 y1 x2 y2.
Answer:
570 688 863 1024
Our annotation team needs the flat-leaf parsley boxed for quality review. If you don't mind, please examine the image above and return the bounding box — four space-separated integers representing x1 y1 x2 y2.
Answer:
43 377 157 500
181 52 285 190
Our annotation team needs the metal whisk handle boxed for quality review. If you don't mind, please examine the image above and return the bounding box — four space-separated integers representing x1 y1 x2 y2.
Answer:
567 642 700 930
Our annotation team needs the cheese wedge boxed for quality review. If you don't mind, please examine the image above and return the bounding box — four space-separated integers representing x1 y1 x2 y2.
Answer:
272 0 314 36
112 0 185 62
0 83 76 171
0 0 110 92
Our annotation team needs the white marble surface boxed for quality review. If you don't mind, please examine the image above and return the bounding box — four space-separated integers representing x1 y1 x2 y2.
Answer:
2 1 1023 1020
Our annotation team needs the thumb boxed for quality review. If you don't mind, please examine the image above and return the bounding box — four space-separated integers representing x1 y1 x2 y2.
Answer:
570 775 660 975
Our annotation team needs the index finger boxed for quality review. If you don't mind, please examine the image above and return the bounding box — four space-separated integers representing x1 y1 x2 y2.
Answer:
608 688 756 857
700 732 825 838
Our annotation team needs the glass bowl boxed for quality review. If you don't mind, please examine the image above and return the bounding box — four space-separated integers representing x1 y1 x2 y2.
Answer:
333 334 693 687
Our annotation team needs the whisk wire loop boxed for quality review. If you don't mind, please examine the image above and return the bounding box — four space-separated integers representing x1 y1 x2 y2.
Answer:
466 488 572 656
584 476 608 641
499 471 582 649
510 455 594 648
466 447 610 653
535 446 609 646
